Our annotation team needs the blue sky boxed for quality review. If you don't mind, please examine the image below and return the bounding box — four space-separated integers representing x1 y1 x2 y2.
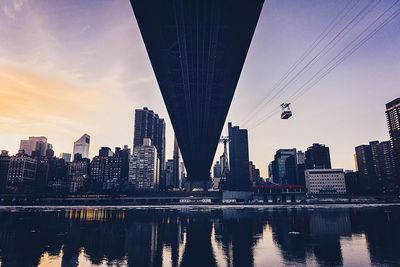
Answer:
0 0 399 176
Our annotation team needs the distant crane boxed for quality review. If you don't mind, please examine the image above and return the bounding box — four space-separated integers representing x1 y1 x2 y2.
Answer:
281 103 292 119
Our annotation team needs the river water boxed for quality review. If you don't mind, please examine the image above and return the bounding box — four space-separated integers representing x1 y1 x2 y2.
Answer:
0 204 399 267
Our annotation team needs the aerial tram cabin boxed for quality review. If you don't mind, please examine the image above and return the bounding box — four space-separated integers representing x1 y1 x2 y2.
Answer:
281 103 292 119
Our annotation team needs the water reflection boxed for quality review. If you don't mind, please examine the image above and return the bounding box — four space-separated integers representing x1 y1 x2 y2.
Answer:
0 206 399 266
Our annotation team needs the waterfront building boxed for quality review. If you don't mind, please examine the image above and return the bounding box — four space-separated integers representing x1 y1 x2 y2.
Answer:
47 157 69 193
386 97 400 184
89 146 130 191
59 153 71 163
111 146 131 189
6 151 37 193
344 170 360 195
35 157 50 192
271 149 298 185
227 122 251 191
305 143 331 170
73 134 90 159
133 107 165 182
68 157 90 193
0 150 10 192
355 140 395 194
90 147 113 188
130 138 159 191
253 184 306 203
305 169 346 195
90 147 115 190
19 136 51 157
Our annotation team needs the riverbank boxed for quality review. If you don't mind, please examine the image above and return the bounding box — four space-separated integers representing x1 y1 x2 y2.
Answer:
1 203 400 210
0 194 399 206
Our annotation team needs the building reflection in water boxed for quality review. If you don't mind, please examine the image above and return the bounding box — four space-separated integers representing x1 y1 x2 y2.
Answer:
0 206 399 266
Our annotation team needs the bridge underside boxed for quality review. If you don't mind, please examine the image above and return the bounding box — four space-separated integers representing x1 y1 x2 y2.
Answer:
131 0 264 181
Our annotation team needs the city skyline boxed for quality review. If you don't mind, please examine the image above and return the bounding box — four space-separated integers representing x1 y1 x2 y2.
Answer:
1 0 400 177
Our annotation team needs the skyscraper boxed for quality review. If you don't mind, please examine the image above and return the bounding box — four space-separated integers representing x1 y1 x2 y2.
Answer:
305 143 331 170
35 157 50 192
386 97 400 184
370 141 394 182
271 149 298 185
227 122 251 191
47 157 68 193
130 138 159 191
355 140 395 193
19 136 51 157
68 156 90 193
112 146 131 189
90 147 113 190
73 134 90 159
133 107 165 180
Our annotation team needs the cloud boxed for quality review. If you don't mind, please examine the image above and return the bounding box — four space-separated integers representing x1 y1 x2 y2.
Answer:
0 64 108 129
1 0 24 19
13 0 24 11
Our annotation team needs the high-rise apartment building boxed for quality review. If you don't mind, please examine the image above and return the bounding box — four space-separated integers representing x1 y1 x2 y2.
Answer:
130 138 159 191
133 108 165 180
47 158 69 193
35 157 50 192
112 146 131 187
73 134 90 159
386 97 400 184
305 143 331 170
271 149 298 185
90 146 131 191
19 136 51 157
90 147 113 189
68 157 90 193
6 151 37 193
227 123 251 191
355 140 395 193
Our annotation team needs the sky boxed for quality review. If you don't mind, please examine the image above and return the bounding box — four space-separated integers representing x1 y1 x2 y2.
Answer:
0 0 399 177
